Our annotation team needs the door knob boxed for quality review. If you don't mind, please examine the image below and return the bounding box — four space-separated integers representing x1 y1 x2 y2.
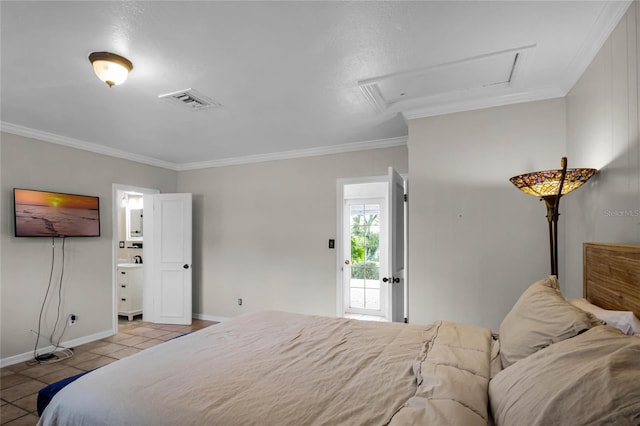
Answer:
344 260 350 265
383 277 400 283
183 264 190 269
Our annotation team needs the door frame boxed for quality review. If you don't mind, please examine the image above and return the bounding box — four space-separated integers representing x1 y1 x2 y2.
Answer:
336 174 408 320
111 183 159 334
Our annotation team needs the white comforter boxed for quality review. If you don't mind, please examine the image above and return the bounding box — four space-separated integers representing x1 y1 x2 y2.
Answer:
39 311 493 425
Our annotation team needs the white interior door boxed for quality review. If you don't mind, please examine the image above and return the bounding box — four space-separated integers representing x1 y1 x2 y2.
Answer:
144 193 192 325
387 167 405 323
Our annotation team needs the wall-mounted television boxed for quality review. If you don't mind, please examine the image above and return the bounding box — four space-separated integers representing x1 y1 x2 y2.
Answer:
14 188 100 237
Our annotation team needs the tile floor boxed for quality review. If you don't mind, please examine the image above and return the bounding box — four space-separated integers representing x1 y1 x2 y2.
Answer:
0 318 217 425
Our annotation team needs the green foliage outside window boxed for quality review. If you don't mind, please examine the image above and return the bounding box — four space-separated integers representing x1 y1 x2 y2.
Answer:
350 213 380 261
350 211 380 279
351 261 380 279
351 236 365 263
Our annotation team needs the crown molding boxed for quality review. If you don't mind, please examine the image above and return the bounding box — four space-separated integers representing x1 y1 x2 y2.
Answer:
401 86 565 120
175 136 408 171
1 121 179 170
1 121 407 171
558 0 633 94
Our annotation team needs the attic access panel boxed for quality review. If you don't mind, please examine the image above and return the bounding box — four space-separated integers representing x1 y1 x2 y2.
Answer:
359 46 533 112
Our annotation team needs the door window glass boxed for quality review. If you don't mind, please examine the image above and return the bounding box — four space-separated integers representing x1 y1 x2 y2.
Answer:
349 203 380 310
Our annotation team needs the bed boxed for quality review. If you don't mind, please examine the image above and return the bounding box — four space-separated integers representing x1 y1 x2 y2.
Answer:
38 243 640 425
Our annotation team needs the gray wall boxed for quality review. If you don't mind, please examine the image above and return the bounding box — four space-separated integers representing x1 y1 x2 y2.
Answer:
178 146 408 319
564 2 640 298
407 98 567 330
0 133 177 360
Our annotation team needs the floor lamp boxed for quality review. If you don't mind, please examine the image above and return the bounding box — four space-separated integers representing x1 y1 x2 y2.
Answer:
509 157 597 278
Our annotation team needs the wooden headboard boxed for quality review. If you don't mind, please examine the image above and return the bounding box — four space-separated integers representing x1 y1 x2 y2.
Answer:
583 242 640 318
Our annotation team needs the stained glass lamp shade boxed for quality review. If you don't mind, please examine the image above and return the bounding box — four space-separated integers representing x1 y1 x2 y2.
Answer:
509 167 597 198
509 157 597 277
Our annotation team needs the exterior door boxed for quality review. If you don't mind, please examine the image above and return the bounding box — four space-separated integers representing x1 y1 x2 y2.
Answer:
387 167 405 323
143 193 192 325
344 198 386 317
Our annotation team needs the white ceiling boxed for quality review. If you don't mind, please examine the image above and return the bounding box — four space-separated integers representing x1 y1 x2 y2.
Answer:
0 1 631 171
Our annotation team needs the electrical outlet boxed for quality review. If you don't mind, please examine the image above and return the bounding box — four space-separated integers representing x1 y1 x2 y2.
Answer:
68 314 77 326
238 298 243 306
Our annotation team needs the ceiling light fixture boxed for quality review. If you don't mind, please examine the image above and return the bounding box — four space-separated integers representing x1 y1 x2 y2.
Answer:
88 52 133 87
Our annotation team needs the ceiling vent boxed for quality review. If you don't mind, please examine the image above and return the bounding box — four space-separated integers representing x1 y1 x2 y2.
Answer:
158 88 221 111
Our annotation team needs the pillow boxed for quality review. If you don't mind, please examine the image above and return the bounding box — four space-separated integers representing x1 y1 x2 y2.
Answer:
569 298 640 335
498 276 598 368
490 326 640 425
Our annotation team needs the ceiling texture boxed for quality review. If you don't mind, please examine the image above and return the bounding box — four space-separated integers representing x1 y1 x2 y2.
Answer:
0 1 632 170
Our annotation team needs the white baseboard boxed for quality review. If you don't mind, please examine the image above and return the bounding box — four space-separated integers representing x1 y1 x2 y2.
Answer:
193 312 229 323
1 329 114 368
2 315 226 367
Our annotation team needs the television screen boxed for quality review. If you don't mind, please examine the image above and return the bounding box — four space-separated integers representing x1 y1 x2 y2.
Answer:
14 188 100 237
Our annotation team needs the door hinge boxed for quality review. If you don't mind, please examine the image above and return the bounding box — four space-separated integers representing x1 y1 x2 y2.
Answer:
403 194 408 202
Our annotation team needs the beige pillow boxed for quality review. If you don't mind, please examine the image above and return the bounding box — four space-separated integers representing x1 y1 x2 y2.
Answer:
490 326 640 425
499 276 596 368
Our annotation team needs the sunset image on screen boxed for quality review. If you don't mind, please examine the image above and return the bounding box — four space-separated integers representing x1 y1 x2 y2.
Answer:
14 189 100 237
15 190 98 209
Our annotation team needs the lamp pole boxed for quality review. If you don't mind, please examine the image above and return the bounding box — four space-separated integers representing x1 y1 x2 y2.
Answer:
542 157 568 277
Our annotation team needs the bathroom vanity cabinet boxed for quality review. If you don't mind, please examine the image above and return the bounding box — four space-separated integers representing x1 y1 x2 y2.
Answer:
117 264 143 321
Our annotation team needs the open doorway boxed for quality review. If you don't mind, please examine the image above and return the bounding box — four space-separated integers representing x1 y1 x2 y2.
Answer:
336 169 407 323
111 184 159 333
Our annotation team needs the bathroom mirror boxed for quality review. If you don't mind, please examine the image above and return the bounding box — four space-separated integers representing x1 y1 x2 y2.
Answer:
127 209 143 240
125 193 144 241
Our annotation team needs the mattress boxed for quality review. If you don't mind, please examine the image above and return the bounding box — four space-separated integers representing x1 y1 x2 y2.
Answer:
38 311 493 425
